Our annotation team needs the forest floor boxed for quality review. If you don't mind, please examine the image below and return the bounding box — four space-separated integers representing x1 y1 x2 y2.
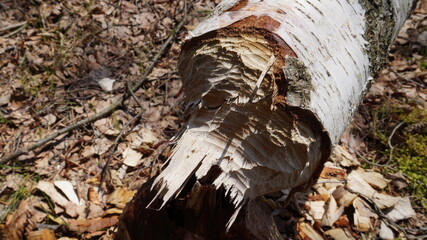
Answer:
0 0 425 239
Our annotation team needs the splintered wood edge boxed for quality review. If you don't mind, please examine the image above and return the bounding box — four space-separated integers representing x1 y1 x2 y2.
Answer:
180 24 333 200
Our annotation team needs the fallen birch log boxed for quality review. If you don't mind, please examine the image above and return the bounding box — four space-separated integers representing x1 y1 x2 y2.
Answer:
116 0 416 239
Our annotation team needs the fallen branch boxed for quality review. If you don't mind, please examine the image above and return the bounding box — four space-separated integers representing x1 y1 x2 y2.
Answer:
0 19 185 165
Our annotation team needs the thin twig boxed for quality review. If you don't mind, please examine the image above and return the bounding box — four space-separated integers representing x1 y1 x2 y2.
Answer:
99 112 142 191
126 82 146 113
355 121 404 168
385 121 404 166
2 22 27 38
389 68 426 88
0 21 26 33
359 193 409 239
0 19 186 165
355 151 395 169
315 180 346 185
98 81 149 190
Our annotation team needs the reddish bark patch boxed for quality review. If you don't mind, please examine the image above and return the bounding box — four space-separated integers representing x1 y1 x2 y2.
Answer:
227 0 248 11
230 15 281 32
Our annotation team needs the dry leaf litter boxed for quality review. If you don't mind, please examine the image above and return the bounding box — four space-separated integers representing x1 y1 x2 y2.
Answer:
0 0 425 239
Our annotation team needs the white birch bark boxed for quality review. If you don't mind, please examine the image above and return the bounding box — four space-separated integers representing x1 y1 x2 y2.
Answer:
147 0 416 227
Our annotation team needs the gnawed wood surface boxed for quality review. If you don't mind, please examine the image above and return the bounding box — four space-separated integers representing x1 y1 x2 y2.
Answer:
116 0 416 239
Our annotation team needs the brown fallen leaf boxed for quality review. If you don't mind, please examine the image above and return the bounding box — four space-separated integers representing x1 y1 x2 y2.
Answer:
88 186 101 205
87 203 104 219
27 229 56 240
106 188 136 209
66 216 119 233
47 215 66 225
103 208 123 215
0 200 36 240
37 181 69 207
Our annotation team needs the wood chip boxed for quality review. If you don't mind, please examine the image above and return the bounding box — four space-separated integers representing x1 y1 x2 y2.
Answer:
98 78 115 92
304 201 325 220
122 147 143 167
379 221 394 240
297 222 324 240
346 170 398 209
313 185 330 201
325 228 355 240
386 172 409 190
355 168 389 189
332 186 357 207
334 215 351 228
353 197 378 232
319 165 346 181
331 145 359 167
321 196 344 227
54 181 82 205
386 197 416 221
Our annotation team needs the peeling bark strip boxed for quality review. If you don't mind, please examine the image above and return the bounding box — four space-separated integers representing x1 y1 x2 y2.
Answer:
118 0 415 238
